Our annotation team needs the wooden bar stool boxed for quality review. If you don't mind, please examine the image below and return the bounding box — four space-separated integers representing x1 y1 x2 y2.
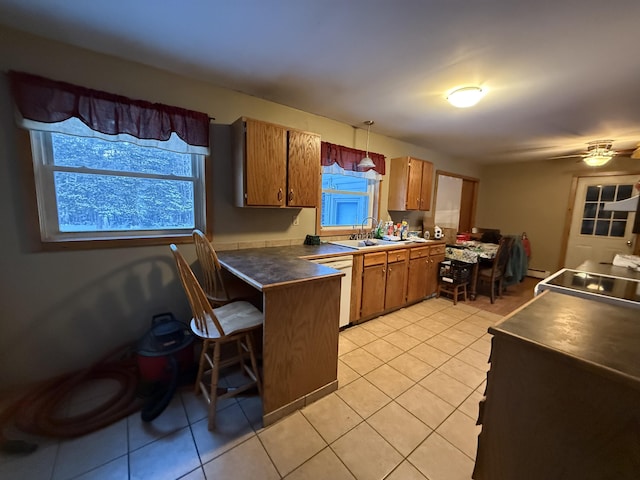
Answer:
170 244 263 430
437 280 468 305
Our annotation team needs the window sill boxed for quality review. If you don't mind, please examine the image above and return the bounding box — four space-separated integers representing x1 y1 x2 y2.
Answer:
37 234 197 251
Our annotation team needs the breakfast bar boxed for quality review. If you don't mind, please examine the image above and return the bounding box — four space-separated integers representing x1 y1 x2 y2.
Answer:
216 244 350 426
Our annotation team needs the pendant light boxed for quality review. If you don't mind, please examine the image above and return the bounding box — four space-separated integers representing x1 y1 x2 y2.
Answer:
358 120 375 168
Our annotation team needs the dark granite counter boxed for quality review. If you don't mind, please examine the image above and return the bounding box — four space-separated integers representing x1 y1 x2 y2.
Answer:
475 290 640 479
490 290 640 386
217 241 445 291
216 243 354 291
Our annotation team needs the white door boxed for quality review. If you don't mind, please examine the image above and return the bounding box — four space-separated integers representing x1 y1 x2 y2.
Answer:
565 175 638 269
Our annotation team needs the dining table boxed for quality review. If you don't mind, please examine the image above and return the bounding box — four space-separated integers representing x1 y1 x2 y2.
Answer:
445 241 499 300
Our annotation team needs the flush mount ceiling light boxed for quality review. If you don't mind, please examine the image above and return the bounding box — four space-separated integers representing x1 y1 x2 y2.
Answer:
358 120 375 168
446 86 485 108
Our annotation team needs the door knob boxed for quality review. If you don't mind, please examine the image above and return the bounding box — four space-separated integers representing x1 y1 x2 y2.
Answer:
627 239 633 247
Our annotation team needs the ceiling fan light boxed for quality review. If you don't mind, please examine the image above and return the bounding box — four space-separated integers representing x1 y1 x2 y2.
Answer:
447 86 485 108
583 154 613 167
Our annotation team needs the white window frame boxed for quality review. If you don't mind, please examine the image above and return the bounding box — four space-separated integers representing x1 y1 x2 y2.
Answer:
320 165 381 234
29 130 206 242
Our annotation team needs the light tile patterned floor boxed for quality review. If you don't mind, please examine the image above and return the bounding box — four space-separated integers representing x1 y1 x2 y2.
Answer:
0 298 503 480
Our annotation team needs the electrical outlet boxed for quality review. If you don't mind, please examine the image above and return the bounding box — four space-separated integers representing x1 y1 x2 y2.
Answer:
292 214 300 226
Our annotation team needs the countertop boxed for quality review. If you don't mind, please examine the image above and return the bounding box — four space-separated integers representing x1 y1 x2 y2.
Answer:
576 260 640 281
490 291 640 387
217 244 349 291
217 240 445 291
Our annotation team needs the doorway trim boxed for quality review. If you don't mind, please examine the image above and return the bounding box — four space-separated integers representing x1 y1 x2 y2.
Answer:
559 169 640 269
433 170 479 233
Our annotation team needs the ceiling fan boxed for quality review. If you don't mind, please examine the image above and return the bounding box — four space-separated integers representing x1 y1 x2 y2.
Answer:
550 140 637 166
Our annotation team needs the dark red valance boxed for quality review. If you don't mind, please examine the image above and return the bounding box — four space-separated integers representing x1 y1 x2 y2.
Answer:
8 71 210 148
321 141 385 175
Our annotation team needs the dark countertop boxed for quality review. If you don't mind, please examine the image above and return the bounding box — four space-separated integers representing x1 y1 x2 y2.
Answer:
490 291 640 386
217 241 445 291
216 244 355 291
576 260 640 280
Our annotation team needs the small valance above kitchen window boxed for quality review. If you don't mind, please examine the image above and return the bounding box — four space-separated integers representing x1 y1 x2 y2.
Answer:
321 141 385 175
8 70 211 155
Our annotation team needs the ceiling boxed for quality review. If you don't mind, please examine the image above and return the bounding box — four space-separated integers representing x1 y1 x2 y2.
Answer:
2 0 640 164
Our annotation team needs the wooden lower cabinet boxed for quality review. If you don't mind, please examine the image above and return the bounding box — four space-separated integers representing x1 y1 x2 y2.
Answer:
360 252 387 318
353 242 446 323
385 249 408 310
427 252 445 297
407 247 430 303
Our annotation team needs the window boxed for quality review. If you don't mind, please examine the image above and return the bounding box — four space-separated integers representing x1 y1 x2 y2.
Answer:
30 129 205 241
320 166 380 231
9 71 210 246
319 141 384 234
580 183 633 237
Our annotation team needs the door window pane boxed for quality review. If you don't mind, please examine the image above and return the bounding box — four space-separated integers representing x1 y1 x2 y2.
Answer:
579 183 632 239
581 220 594 235
585 186 600 201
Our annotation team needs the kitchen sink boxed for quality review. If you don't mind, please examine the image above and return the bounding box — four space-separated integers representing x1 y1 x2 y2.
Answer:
329 239 405 250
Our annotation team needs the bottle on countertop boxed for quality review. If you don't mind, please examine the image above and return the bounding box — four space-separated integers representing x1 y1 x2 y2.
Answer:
400 220 408 240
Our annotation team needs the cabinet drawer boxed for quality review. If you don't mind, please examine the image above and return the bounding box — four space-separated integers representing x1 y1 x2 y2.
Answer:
363 252 387 267
387 249 407 263
430 244 446 256
410 246 430 259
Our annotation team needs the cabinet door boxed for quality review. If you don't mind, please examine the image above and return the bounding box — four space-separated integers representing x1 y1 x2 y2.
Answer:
419 160 433 211
287 130 320 207
407 257 429 303
245 119 287 206
427 253 446 297
406 158 423 210
385 259 407 310
361 264 386 317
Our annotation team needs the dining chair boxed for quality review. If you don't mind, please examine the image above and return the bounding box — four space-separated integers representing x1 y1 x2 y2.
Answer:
192 229 259 307
170 244 263 430
477 236 515 303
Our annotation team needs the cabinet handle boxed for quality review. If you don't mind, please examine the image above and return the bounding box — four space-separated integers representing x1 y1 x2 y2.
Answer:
277 188 283 201
289 189 294 201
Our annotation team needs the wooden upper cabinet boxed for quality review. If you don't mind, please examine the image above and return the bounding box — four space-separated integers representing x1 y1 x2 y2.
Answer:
287 129 320 207
232 117 320 208
387 156 434 211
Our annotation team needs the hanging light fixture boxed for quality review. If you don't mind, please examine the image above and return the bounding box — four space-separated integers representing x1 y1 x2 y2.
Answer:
358 120 375 168
583 152 615 167
446 86 485 108
583 140 615 167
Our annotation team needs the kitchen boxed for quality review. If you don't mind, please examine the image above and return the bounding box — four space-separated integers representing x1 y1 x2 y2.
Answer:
1 3 640 479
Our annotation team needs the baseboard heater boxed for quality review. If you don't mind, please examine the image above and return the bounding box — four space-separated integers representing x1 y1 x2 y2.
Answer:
527 268 551 279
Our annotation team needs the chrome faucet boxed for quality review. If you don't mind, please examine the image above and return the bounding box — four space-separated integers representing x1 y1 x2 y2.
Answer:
359 216 378 239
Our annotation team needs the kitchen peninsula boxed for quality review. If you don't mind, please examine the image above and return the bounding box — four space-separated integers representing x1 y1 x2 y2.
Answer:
216 240 447 425
216 243 351 426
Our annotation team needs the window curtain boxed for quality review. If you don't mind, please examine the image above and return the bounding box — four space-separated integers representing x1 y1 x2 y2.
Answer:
8 71 210 155
321 141 385 175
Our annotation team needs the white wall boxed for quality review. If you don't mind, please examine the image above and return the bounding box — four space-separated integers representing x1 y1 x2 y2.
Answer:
0 26 481 389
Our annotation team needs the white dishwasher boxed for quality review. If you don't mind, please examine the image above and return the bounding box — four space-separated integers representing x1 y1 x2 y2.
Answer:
310 255 353 328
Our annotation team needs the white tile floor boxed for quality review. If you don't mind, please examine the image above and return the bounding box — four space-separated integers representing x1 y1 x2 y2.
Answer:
0 298 502 480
